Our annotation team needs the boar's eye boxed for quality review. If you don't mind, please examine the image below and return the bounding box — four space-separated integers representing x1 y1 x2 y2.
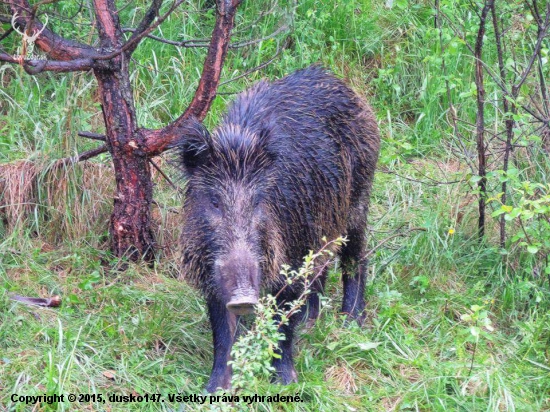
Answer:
210 196 220 209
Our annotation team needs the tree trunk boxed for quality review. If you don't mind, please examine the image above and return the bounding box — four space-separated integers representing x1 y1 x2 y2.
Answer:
474 0 493 240
95 64 156 262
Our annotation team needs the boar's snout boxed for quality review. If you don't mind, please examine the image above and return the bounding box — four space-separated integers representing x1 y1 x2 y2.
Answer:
226 296 258 315
215 249 261 315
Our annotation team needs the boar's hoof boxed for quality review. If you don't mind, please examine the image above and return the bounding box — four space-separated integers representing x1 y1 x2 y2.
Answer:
206 370 232 393
343 310 367 327
226 297 258 315
272 364 298 385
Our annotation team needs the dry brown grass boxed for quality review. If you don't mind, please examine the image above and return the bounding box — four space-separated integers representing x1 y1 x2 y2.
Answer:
0 159 114 245
151 203 181 260
379 395 404 412
325 360 358 394
0 159 38 231
1 157 183 256
41 160 115 243
397 364 421 384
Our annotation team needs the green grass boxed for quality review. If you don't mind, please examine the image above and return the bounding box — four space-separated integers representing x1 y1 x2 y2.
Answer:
2 0 550 411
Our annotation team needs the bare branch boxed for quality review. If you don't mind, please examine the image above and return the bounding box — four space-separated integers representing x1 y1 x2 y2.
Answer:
537 54 550 118
121 19 288 51
55 145 109 166
9 293 62 308
473 0 494 239
92 0 123 48
28 0 86 27
94 0 186 60
492 1 513 247
434 2 475 55
121 28 210 48
0 27 15 42
220 37 289 86
177 0 243 120
78 131 107 141
143 0 243 156
529 0 543 27
521 102 549 124
513 2 550 95
0 51 93 73
149 158 182 193
124 0 164 56
229 24 288 49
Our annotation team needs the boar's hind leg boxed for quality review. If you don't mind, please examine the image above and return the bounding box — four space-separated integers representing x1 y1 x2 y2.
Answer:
206 296 238 392
341 227 368 325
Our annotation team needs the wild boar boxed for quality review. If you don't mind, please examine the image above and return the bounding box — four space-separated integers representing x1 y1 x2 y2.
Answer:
174 66 380 392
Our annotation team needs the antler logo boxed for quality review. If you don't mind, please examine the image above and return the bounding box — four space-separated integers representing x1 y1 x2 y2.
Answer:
11 12 48 62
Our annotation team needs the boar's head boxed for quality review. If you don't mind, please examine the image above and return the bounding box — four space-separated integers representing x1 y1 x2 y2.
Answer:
176 118 278 315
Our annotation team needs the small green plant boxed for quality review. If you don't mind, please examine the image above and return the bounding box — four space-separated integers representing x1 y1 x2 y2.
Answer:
77 270 102 291
229 237 346 395
492 181 550 276
409 274 430 294
459 304 494 376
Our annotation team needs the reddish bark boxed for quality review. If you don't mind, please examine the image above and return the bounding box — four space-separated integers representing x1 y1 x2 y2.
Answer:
94 65 156 261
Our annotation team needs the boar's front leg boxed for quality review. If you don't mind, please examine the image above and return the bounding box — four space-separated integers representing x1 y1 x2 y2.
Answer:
272 290 300 385
305 267 328 327
206 296 237 392
272 269 328 382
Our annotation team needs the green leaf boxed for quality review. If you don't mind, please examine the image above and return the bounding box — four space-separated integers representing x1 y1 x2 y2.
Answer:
501 205 513 213
492 209 506 217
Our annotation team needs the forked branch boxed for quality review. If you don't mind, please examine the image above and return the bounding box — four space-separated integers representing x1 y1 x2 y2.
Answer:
124 0 164 56
143 0 244 156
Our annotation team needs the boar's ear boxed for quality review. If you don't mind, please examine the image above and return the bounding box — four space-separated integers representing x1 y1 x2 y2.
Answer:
173 118 212 175
257 127 278 166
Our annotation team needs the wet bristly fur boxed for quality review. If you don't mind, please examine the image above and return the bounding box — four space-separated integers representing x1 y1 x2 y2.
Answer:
174 65 380 391
176 65 379 299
